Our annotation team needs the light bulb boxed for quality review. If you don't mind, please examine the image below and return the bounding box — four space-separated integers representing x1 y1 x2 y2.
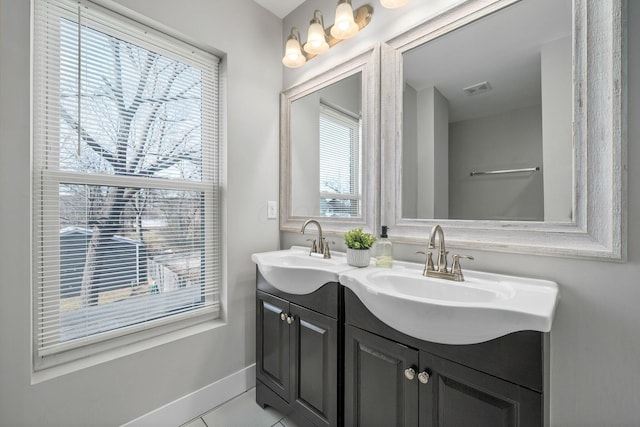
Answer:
330 1 359 40
282 31 306 68
304 21 329 55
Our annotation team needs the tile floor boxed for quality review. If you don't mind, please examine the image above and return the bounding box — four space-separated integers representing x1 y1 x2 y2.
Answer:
181 388 299 427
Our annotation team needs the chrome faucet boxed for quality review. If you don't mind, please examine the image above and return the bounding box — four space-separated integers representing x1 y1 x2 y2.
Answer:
417 224 473 281
301 219 331 259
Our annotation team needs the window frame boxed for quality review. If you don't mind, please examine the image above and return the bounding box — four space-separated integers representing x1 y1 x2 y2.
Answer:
32 0 224 371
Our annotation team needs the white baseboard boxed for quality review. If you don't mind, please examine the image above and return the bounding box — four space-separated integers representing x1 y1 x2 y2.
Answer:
121 364 257 427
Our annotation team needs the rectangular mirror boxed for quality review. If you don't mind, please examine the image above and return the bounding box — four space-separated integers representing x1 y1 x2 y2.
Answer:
381 0 626 259
281 47 379 235
402 0 571 222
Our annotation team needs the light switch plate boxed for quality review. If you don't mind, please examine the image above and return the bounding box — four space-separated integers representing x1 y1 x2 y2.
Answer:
267 200 278 219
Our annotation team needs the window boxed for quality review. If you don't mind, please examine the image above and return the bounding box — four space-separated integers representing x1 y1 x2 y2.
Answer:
318 102 361 217
32 0 221 367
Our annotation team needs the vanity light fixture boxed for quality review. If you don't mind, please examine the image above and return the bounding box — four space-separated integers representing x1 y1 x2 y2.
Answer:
380 0 408 8
282 2 373 68
282 27 306 68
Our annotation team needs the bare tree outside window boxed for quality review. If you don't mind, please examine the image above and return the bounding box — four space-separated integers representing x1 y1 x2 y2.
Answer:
56 21 207 310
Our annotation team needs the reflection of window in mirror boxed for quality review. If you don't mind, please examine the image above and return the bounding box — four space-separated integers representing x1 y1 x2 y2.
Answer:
401 0 572 222
319 102 362 217
290 71 362 218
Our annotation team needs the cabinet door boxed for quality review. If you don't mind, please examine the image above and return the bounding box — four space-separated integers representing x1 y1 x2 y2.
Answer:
419 351 542 427
345 325 419 427
256 291 290 402
290 304 338 427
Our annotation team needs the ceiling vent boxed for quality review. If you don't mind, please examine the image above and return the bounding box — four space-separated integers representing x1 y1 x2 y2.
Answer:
463 81 492 96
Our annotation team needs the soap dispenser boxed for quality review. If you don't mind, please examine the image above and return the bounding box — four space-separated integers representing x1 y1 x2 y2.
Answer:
375 226 393 268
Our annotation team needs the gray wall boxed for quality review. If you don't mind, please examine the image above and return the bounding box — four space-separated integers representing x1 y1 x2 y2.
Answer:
283 1 640 425
541 36 573 222
402 83 419 218
448 105 544 221
0 0 281 425
431 87 449 219
416 86 450 219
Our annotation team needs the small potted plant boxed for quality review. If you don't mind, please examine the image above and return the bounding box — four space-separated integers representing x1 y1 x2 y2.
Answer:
344 227 376 267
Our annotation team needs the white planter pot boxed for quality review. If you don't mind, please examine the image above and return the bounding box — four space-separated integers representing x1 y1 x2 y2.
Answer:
346 248 371 268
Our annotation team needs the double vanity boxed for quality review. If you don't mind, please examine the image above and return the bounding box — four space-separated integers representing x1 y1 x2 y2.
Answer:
264 0 624 423
252 242 558 427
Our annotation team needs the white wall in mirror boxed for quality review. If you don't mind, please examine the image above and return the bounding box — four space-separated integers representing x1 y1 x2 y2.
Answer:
380 0 626 259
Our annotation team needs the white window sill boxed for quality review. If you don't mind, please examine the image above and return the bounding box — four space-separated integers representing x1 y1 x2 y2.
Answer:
31 316 226 384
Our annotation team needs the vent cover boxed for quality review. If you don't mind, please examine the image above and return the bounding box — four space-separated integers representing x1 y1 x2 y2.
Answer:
463 81 492 96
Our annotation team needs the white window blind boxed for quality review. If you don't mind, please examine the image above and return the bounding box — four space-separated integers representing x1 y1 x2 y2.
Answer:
33 0 221 364
319 102 361 217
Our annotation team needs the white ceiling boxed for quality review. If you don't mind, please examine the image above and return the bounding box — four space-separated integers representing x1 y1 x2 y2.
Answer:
253 0 305 18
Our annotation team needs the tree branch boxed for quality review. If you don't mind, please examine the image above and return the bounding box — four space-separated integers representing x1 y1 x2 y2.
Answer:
60 107 116 165
128 49 158 115
129 63 184 174
110 39 126 112
136 150 198 176
138 123 201 177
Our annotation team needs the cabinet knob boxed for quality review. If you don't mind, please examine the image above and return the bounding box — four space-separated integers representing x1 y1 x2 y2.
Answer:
286 315 294 325
404 367 416 381
418 371 430 384
280 312 287 321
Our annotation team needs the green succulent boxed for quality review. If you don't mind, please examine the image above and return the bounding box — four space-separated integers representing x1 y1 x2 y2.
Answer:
344 227 377 250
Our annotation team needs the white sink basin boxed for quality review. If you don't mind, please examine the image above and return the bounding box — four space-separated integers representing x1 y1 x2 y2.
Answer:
252 246 356 294
339 261 558 345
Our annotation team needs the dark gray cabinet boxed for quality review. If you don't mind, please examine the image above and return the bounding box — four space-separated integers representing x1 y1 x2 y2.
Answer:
344 288 543 427
345 325 541 427
256 271 340 427
419 350 542 427
345 324 419 426
256 291 291 401
255 270 545 427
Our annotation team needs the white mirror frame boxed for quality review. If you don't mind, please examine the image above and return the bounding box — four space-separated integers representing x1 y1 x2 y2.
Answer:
280 46 380 235
381 0 627 260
